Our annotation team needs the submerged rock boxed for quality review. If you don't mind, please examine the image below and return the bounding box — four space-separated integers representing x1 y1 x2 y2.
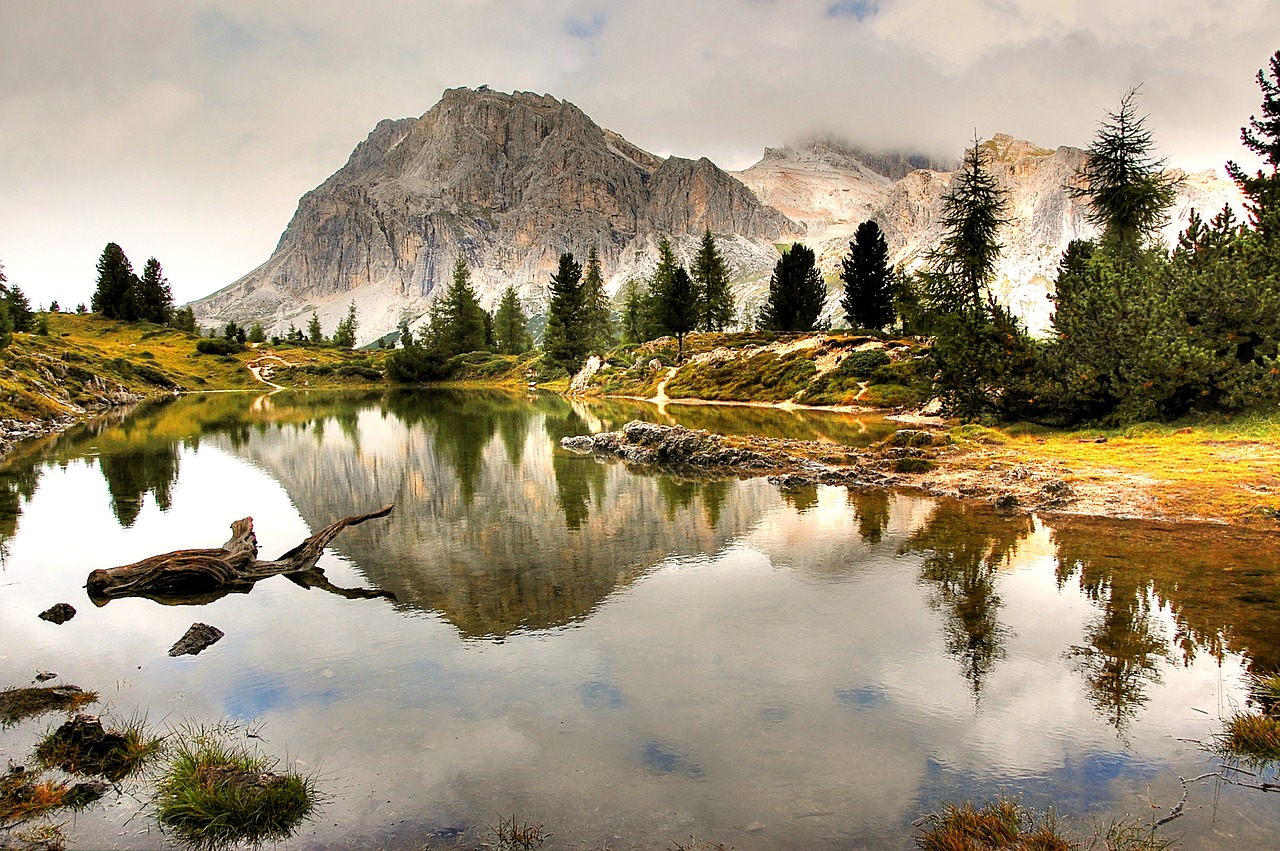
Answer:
169 623 224 657
38 603 77 624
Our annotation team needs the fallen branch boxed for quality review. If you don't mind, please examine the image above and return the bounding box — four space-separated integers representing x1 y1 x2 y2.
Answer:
85 506 395 605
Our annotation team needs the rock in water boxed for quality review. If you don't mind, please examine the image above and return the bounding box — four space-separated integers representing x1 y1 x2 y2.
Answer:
169 623 224 657
38 603 77 624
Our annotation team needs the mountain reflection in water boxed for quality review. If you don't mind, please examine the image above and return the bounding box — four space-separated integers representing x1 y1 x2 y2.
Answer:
2 390 1280 849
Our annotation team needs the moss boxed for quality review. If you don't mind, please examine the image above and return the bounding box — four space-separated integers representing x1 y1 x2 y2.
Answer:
892 457 936 474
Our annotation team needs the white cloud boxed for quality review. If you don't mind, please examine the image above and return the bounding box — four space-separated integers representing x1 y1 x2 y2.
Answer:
0 0 1276 308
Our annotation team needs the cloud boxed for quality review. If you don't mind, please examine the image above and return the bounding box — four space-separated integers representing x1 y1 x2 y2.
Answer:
0 0 1276 308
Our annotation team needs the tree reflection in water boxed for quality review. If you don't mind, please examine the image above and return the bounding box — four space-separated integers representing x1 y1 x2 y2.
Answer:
850 489 891 544
545 406 607 531
902 504 1034 700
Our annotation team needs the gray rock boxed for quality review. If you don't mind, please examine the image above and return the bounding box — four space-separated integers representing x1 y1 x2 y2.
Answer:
168 623 224 657
560 435 596 453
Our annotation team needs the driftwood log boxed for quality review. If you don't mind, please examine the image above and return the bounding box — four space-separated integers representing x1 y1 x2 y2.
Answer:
85 505 396 606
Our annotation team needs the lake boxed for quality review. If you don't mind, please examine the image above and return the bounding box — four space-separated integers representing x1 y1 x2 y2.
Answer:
2 389 1279 849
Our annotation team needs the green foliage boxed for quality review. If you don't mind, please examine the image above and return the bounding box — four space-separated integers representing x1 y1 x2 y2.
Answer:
195 338 243 356
543 251 589 373
665 350 816 402
842 348 892 376
758 242 826 332
247 321 266 344
840 220 896 331
1072 88 1178 255
0 300 11 350
385 340 453 383
1229 50 1280 242
134 257 174 325
654 265 700 360
581 246 616 353
925 139 1008 316
429 258 487 357
170 306 197 333
493 284 532 354
931 305 1042 421
619 279 647 345
91 243 135 320
306 312 323 345
692 228 734 331
332 302 358 349
152 724 317 851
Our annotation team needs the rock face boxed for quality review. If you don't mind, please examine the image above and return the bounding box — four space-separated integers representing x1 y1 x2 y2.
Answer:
194 89 1246 342
194 88 793 345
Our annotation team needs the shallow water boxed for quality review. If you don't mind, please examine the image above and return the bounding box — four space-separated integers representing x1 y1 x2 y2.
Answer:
1 390 1279 849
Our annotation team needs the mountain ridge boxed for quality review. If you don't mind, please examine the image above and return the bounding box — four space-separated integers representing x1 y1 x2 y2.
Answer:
191 87 1244 343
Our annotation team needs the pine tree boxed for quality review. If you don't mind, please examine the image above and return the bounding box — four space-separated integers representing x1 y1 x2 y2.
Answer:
1228 50 1280 241
925 139 1008 316
642 238 680 340
170 306 197 333
333 301 359 349
135 257 174 324
757 242 826 332
92 243 135 320
0 299 11 350
307 312 324 345
0 265 33 333
248 321 267 344
691 229 734 331
655 266 700 361
1071 88 1178 255
543 252 588 373
839 220 896 331
581 246 615 352
493 285 532 354
431 258 487 357
619 280 647 345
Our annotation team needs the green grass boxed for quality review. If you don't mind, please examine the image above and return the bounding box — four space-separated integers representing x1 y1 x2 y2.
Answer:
152 724 318 851
666 350 816 402
35 714 162 781
1215 710 1280 766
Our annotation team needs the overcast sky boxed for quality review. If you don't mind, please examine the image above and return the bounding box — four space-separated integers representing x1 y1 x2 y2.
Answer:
2 0 1277 309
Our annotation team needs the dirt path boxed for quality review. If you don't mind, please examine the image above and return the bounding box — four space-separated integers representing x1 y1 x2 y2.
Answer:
246 355 293 392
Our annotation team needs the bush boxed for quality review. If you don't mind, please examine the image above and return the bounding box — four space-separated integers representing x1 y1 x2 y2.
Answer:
196 338 243 356
839 348 891 377
859 383 921 408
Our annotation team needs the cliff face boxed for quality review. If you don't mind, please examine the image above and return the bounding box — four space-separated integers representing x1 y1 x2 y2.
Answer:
193 89 1246 342
194 88 793 344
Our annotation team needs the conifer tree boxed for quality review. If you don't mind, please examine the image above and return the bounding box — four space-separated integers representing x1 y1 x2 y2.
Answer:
307 312 324 345
1 277 33 333
642 238 681 340
432 258 487 357
839 220 895 331
924 139 1008 316
619 280 647 345
656 266 700 361
493 285 532 354
543 252 588 373
1071 88 1178 255
248 321 267 344
333 301 359 349
691 229 734 331
1228 50 1280 240
135 257 174 325
0 264 11 348
92 243 136 320
758 242 826 332
581 246 615 352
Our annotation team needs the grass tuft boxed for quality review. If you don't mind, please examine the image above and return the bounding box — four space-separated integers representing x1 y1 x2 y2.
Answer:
34 714 161 781
152 724 318 851
0 767 100 827
488 813 550 850
1215 710 1280 765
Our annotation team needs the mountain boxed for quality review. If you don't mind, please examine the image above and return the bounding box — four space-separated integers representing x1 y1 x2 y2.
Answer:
193 87 793 345
192 88 1245 342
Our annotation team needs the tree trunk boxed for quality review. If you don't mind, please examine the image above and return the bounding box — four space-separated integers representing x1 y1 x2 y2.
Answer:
85 505 395 605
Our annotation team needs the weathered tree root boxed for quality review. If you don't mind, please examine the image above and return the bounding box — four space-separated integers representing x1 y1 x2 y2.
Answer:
85 506 395 605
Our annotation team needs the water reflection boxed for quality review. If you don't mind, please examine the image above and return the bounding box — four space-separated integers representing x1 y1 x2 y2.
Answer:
902 504 1035 699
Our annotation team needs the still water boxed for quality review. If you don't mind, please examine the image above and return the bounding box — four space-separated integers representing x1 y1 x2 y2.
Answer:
1 390 1278 849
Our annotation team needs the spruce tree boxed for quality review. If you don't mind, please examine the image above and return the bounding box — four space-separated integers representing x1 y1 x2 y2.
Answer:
1228 50 1280 240
1071 88 1178 255
333 301 359 349
691 228 734 331
758 242 826 332
433 258 487 357
543 252 588 373
248 321 267 344
92 243 135 319
135 257 174 324
307 312 324 345
493 285 532 354
642 238 680 340
0 300 11 350
656 266 700 361
1 282 33 333
581 246 615 352
839 220 896 331
619 280 647 345
925 139 1008 316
